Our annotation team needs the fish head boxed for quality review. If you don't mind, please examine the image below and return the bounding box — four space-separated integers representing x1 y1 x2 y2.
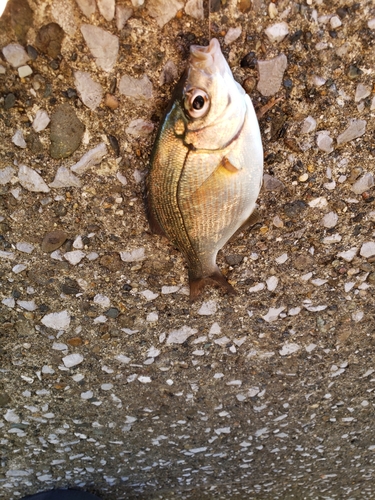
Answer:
180 38 247 150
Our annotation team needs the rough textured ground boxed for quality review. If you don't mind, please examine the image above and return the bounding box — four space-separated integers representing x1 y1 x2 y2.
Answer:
1 0 375 499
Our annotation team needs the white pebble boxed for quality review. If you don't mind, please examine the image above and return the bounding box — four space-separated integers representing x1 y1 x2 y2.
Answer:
116 354 131 364
120 248 145 262
41 310 71 330
161 285 180 294
32 109 50 132
16 242 34 254
352 311 364 323
266 276 278 291
275 253 288 264
265 22 289 43
18 165 50 193
262 307 285 323
330 15 342 29
138 376 152 383
63 353 84 368
17 300 37 311
198 300 217 315
301 115 317 134
322 212 338 228
93 294 110 308
64 250 86 265
73 235 84 249
12 130 27 149
279 343 300 356
316 131 333 153
18 65 32 78
249 283 265 293
360 241 375 258
140 290 159 301
166 326 197 345
322 234 342 244
224 26 242 45
13 264 27 274
81 390 93 399
337 247 358 262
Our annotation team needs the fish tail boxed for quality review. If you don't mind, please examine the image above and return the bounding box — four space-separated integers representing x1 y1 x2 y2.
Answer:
189 267 236 301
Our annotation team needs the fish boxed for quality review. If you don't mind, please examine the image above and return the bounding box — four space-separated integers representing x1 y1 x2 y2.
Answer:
147 38 263 300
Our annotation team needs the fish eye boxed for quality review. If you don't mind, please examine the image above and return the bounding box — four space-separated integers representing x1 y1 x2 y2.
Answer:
184 89 210 119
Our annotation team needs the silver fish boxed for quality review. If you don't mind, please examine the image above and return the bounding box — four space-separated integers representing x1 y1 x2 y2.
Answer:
147 38 263 299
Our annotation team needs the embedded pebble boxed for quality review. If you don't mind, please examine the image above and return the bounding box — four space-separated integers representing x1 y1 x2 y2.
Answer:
275 253 288 264
301 116 317 134
351 173 374 195
16 242 34 254
263 174 285 191
64 250 86 265
2 43 29 68
166 326 198 345
161 285 180 294
75 0 96 18
42 230 67 252
12 130 27 149
18 165 50 193
262 307 285 323
159 60 178 86
352 311 364 323
32 109 50 132
140 290 159 301
360 242 375 259
70 143 108 175
93 294 111 308
266 276 278 291
279 343 300 356
184 0 204 20
97 0 115 21
316 131 334 153
264 22 289 43
322 234 342 244
49 167 81 188
337 247 358 262
249 283 265 293
116 5 133 30
74 71 103 110
2 297 16 308
309 197 327 208
17 300 37 311
322 212 338 228
257 54 287 96
119 74 153 99
337 119 366 145
18 65 32 78
198 300 217 316
355 83 371 102
80 25 119 72
147 0 184 28
50 104 85 159
119 248 145 262
224 27 242 45
126 119 155 137
42 310 71 330
0 166 15 185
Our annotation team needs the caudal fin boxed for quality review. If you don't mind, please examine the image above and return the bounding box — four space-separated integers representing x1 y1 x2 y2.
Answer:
189 268 236 301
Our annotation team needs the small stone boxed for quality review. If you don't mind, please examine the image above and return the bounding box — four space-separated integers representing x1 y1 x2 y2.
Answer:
4 93 16 109
249 283 265 293
0 65 5 74
49 167 81 188
42 310 71 330
138 376 152 384
337 247 358 262
352 311 364 323
2 43 29 68
360 242 375 259
185 0 203 20
17 300 37 311
0 166 15 185
279 343 300 356
262 307 285 323
99 253 122 271
263 174 285 191
116 5 133 30
18 165 50 193
16 242 34 254
131 0 144 7
257 54 287 96
120 248 145 262
198 300 217 316
42 230 67 252
64 250 85 265
97 0 115 21
166 325 198 345
355 83 371 102
266 276 278 291
35 23 64 58
116 354 131 364
322 234 342 244
161 285 180 294
316 131 334 153
301 116 316 134
75 0 96 18
51 0 77 36
275 253 288 264
225 254 244 266
126 119 154 137
265 22 289 43
94 294 111 308
104 93 119 110
18 65 32 78
147 0 184 28
105 308 119 318
299 173 308 182
322 211 338 228
268 2 278 18
337 119 366 145
140 290 159 301
351 173 374 195
50 104 85 159
224 27 242 45
368 18 375 29
330 15 342 29
2 297 15 308
159 60 178 86
308 197 327 209
74 71 103 110
32 109 50 132
119 74 153 99
70 143 108 175
12 130 27 149
80 24 119 73
147 311 158 322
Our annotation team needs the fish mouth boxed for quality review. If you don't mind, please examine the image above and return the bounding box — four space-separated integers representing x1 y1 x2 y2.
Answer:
189 38 225 74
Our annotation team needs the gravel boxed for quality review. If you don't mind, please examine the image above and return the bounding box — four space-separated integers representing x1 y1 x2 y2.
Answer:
1 1 375 499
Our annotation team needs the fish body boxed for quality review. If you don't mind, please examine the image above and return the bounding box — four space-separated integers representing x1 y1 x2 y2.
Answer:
147 38 263 299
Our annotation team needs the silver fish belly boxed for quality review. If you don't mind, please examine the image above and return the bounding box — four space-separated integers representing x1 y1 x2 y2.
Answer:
147 38 263 299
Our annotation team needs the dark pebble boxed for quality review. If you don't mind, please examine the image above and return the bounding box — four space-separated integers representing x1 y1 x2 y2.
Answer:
347 64 362 80
61 278 81 295
0 393 11 406
210 0 221 12
108 135 120 156
26 130 44 154
26 45 38 60
99 253 123 272
225 254 244 266
12 290 21 299
105 307 120 319
0 223 10 234
54 203 68 217
4 93 16 110
290 30 303 43
63 88 77 99
284 200 308 218
41 230 67 252
109 78 117 94
336 7 348 18
293 254 314 271
35 22 64 58
240 51 257 69
50 60 60 70
50 103 85 159
123 284 133 292
283 78 293 89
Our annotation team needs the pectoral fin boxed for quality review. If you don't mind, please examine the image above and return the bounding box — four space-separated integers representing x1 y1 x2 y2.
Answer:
189 267 236 301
